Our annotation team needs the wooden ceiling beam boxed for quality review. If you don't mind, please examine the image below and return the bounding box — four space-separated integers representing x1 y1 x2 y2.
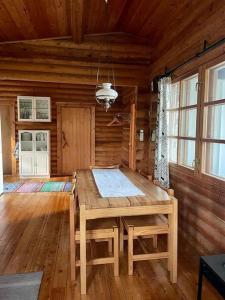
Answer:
0 69 146 87
0 40 151 65
71 0 83 44
0 56 146 71
0 36 71 46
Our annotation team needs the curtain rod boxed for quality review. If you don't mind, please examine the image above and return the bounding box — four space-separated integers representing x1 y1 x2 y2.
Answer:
160 36 225 78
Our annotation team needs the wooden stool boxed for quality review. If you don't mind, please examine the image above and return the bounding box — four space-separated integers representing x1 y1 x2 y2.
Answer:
122 214 169 275
69 187 119 283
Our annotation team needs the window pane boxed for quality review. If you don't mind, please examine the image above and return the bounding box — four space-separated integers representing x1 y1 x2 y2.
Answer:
204 103 225 139
180 108 197 137
181 74 198 106
179 139 195 168
36 132 48 151
207 61 225 102
36 99 49 120
203 142 225 179
168 138 177 163
167 111 178 136
19 98 33 120
168 82 179 109
21 132 33 151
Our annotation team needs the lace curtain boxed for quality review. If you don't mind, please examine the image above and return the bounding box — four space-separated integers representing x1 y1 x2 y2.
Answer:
154 77 171 189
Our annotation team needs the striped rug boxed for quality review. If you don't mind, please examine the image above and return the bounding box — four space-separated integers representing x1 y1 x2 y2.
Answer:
16 182 44 193
40 181 65 192
4 182 23 193
3 181 73 193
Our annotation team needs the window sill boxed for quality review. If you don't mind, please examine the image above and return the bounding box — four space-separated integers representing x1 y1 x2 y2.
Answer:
169 163 225 192
169 162 195 176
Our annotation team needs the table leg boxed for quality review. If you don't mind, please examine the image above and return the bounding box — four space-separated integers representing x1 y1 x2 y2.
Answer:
169 198 178 283
69 196 76 283
80 206 87 294
197 260 203 300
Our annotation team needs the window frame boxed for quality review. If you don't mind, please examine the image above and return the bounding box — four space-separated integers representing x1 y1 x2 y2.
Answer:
168 72 199 173
168 55 225 188
200 58 225 182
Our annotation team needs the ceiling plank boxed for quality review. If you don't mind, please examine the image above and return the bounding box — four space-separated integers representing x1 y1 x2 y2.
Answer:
71 0 84 43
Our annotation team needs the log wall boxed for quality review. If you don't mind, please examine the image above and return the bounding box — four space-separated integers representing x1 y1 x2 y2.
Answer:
0 81 124 175
149 43 225 254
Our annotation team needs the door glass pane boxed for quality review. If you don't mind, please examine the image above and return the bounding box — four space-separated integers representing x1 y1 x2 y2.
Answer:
204 103 225 139
36 132 48 151
19 98 33 120
21 132 33 151
168 138 177 163
181 74 198 106
36 99 49 120
167 111 178 136
168 82 179 109
180 108 197 137
207 61 225 102
179 139 195 168
202 142 225 179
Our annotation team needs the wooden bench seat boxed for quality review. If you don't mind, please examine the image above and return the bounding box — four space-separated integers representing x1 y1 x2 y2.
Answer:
122 214 169 275
75 218 118 240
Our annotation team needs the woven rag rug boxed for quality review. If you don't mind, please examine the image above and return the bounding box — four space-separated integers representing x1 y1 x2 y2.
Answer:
4 181 73 193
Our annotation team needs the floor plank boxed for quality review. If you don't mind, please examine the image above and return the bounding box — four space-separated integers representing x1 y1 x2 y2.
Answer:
0 191 223 300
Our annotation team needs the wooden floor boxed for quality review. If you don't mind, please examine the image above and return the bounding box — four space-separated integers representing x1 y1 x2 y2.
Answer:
0 191 223 300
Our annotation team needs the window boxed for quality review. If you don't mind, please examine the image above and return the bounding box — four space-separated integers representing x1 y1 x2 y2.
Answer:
167 74 198 169
202 61 225 179
166 58 225 183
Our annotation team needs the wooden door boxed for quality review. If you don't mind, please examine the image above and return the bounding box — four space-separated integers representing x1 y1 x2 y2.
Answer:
60 106 94 174
0 106 12 175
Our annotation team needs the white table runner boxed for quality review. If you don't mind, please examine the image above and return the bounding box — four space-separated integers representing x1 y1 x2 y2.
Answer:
92 169 145 198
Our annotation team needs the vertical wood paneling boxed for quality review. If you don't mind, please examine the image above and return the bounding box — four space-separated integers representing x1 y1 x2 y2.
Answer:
121 87 134 167
136 91 150 174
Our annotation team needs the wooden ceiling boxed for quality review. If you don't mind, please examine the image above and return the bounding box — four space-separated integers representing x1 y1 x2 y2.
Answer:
0 0 224 68
0 1 223 44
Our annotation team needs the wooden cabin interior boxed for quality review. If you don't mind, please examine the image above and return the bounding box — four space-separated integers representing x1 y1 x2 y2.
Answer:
0 1 224 299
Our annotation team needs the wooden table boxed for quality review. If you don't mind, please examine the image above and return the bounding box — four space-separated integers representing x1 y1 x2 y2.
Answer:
77 168 178 294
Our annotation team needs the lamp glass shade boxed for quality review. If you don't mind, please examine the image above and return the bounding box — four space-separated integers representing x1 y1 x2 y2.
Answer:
96 83 118 111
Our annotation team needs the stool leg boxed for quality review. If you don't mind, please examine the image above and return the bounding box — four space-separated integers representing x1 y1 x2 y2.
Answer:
70 238 76 282
153 235 158 249
128 226 134 275
108 239 113 254
113 227 119 276
80 209 87 294
119 217 124 254
168 230 171 272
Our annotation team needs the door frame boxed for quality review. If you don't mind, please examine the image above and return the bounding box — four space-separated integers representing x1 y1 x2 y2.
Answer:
56 102 95 175
0 100 16 175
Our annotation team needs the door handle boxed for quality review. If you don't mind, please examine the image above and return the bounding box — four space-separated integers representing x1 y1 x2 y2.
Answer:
62 131 68 149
